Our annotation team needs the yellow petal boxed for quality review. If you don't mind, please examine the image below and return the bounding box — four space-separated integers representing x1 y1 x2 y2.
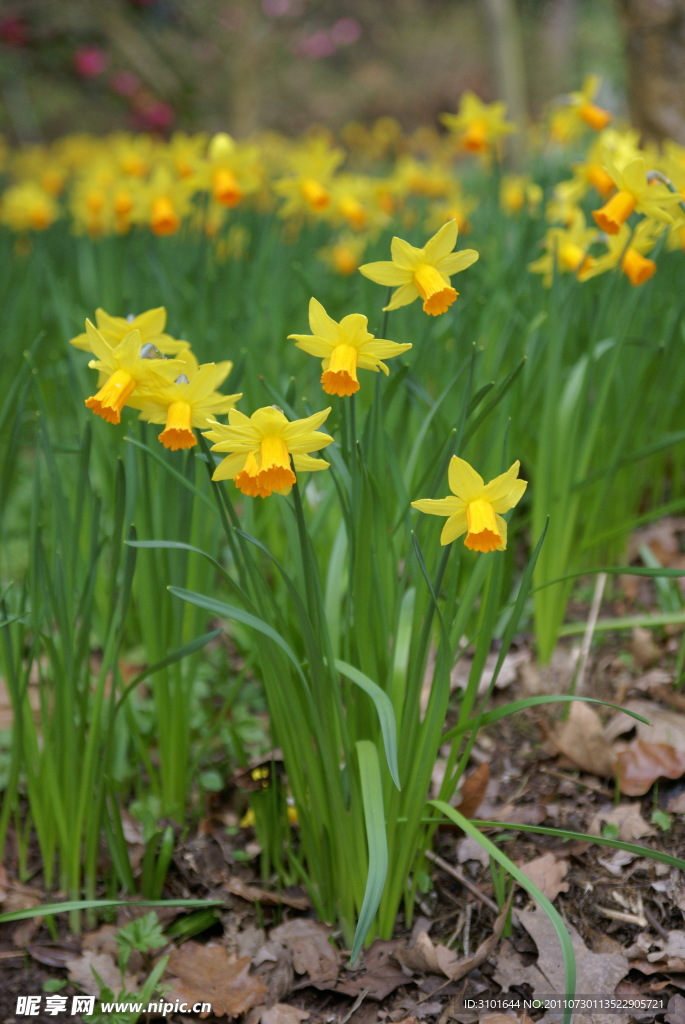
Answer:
359 260 410 286
411 496 464 517
448 456 484 501
481 461 524 507
434 249 480 276
423 220 459 264
440 512 468 545
390 235 423 269
383 283 419 311
308 297 340 343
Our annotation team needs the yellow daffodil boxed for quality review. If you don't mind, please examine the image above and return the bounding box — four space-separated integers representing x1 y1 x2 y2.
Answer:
204 406 333 498
412 457 527 552
592 156 681 234
133 360 242 450
359 221 478 316
440 93 515 154
528 211 599 287
580 220 665 287
70 306 190 356
82 321 183 425
569 75 613 132
288 298 412 397
0 182 59 232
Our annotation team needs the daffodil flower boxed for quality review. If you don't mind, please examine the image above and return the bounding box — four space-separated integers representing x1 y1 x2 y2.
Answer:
411 456 527 552
204 406 333 498
359 221 478 316
592 157 681 234
288 298 412 397
132 358 242 450
70 306 189 356
440 92 515 153
569 75 613 132
83 321 183 425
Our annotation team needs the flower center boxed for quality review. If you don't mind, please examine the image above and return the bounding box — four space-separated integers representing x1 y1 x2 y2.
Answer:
621 248 656 287
213 168 244 207
592 190 636 235
559 243 595 278
586 165 615 198
578 102 612 132
85 368 137 424
158 401 196 450
413 263 458 316
234 436 296 498
321 344 360 396
462 121 489 152
465 498 503 553
301 179 330 211
150 196 180 236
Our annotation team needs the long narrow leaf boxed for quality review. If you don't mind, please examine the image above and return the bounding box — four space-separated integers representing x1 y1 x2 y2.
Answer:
351 741 388 964
335 660 401 789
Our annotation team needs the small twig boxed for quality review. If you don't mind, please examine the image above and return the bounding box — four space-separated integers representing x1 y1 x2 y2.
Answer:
575 571 607 693
426 849 501 916
644 906 669 940
595 905 647 927
339 988 368 1023
539 765 615 797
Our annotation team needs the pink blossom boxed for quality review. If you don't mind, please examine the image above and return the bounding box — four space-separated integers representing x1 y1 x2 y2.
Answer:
0 15 28 47
331 18 361 46
296 30 335 60
74 47 108 78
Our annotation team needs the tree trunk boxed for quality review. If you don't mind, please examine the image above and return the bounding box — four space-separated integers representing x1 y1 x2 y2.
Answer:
620 0 685 144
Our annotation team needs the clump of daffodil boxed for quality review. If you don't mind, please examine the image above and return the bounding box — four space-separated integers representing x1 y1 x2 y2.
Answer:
592 156 682 234
581 219 665 287
318 233 368 276
500 174 543 216
203 406 333 498
412 457 527 552
528 210 599 286
440 92 515 155
0 182 59 232
204 132 262 208
132 353 242 450
288 298 412 397
273 138 344 220
359 220 479 316
70 306 190 357
81 321 183 425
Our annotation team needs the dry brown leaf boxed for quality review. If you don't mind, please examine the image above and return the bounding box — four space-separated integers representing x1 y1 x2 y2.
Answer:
260 1004 310 1024
166 943 266 1017
631 627 662 668
605 699 685 746
517 852 569 901
455 762 490 818
480 1016 534 1024
548 701 616 777
456 835 490 867
334 939 406 1000
617 740 685 796
269 920 339 989
517 908 627 997
66 951 136 997
588 802 655 841
226 876 309 911
666 993 685 1024
251 939 293 1005
396 900 510 981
